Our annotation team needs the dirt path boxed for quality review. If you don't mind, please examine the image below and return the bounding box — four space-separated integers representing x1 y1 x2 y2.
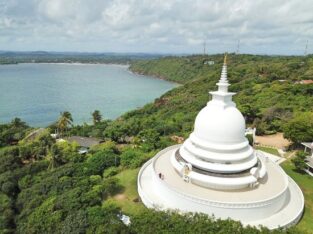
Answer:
255 133 291 149
114 194 127 201
286 151 297 159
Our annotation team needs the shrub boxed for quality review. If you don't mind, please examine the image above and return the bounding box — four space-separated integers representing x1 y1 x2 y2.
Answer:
283 112 313 144
246 134 254 146
292 151 308 172
103 167 119 178
86 151 119 175
120 148 150 169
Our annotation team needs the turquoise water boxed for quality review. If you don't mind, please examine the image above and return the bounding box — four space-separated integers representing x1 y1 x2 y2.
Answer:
0 63 176 127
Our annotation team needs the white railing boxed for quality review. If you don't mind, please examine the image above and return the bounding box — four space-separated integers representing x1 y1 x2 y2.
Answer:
150 145 289 209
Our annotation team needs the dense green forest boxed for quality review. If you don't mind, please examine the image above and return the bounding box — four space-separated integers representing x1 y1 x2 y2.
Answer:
1 54 313 233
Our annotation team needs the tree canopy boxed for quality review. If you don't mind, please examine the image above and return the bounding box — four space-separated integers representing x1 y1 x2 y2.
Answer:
283 112 313 144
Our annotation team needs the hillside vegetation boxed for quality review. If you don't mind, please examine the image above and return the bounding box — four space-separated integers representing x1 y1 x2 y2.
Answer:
130 54 313 83
116 54 313 139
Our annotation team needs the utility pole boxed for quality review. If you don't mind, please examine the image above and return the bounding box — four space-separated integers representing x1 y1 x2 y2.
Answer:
304 40 308 56
203 41 206 55
236 39 240 54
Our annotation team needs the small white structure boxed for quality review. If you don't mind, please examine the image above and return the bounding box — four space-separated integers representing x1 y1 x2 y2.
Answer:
302 142 313 157
204 60 215 65
302 142 313 176
138 55 304 229
118 214 131 226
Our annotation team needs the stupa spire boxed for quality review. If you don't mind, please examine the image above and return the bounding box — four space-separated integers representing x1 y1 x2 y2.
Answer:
209 53 235 107
217 53 229 92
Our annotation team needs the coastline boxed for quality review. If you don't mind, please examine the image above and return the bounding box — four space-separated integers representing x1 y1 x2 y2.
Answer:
1 61 178 85
128 67 181 86
1 62 129 67
1 61 179 85
1 62 180 86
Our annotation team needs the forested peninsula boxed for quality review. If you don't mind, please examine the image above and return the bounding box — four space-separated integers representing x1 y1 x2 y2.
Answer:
0 54 312 233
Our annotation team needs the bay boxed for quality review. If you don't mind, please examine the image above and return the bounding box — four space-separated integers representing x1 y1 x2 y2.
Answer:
0 63 176 127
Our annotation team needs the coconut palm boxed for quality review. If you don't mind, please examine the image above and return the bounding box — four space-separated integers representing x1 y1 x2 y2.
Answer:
92 110 102 125
11 117 27 128
57 111 73 137
47 145 64 170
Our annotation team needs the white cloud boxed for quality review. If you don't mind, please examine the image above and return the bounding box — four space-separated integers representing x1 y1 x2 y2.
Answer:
0 0 312 54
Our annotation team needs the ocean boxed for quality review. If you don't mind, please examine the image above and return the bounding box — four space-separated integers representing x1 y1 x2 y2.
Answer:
0 63 176 127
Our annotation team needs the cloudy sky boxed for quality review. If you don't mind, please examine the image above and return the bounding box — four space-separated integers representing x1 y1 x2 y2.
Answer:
0 0 312 55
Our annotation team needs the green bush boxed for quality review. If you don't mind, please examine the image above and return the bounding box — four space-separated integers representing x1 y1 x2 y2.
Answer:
120 148 150 169
246 134 254 146
86 151 119 175
283 112 313 144
103 167 119 178
292 151 308 172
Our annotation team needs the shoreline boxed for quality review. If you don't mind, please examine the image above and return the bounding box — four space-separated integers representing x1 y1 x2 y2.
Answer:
128 68 181 86
0 61 178 85
1 62 129 67
4 61 180 85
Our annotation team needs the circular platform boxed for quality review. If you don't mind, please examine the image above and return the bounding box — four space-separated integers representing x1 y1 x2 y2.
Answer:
138 145 304 229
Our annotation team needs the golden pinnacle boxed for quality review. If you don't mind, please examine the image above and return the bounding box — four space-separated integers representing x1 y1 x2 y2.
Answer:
224 53 227 65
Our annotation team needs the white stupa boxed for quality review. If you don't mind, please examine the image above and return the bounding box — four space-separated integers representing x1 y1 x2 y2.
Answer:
137 55 304 229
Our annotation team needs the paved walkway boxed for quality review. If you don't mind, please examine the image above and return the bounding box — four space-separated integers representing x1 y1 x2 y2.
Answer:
248 177 304 229
154 147 287 202
258 150 286 164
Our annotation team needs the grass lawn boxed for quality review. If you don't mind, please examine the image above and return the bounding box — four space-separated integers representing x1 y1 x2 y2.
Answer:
109 168 145 215
282 160 313 233
256 146 280 156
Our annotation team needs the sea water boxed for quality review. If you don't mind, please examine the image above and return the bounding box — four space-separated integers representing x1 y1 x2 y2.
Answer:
0 63 176 127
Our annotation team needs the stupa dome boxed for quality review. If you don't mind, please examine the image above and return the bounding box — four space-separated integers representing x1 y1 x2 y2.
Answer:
194 103 246 144
178 58 257 175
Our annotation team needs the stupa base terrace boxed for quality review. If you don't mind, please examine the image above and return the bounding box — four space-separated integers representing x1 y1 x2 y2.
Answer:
138 145 304 230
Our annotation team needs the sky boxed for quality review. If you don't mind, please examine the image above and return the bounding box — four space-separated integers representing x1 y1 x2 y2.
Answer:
0 0 312 55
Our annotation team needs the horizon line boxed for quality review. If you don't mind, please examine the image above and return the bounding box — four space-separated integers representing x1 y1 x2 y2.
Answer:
0 50 311 57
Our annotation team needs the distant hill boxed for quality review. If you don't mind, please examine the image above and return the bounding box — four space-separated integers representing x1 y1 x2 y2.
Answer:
0 51 170 64
130 53 313 84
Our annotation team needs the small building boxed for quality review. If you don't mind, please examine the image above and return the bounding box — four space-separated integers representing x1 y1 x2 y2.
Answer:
204 60 215 65
302 142 313 157
305 157 313 176
65 136 104 154
302 142 313 176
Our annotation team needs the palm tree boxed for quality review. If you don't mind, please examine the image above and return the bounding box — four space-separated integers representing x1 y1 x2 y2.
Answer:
47 145 64 170
57 111 73 137
92 110 102 125
11 117 27 128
